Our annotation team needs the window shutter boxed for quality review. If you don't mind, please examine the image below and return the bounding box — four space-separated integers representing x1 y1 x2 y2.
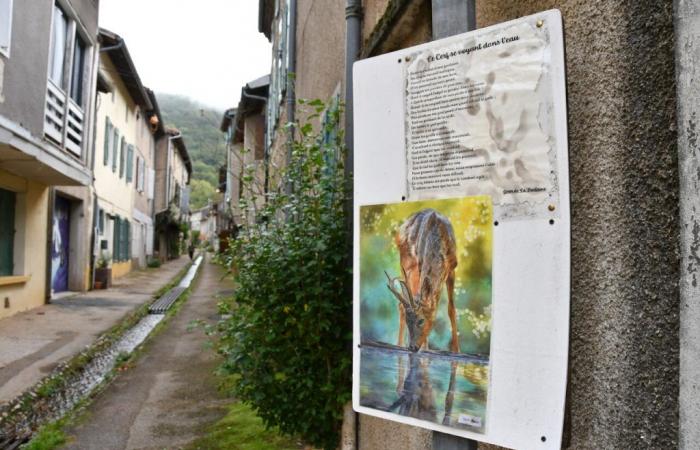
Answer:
148 168 155 199
103 118 112 166
0 188 15 276
119 138 126 178
141 159 146 191
126 145 134 182
112 216 119 261
112 129 119 172
125 220 131 259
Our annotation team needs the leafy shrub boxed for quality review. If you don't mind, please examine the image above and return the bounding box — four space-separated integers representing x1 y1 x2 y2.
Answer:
147 258 161 268
217 99 351 450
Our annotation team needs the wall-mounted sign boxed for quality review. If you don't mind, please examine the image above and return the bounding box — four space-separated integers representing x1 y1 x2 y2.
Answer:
353 10 569 449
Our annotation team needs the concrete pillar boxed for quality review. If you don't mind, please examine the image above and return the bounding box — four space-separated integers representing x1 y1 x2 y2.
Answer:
675 1 700 448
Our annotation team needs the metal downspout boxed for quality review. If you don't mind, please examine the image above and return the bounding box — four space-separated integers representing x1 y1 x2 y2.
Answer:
345 1 362 449
430 3 477 449
674 1 700 448
286 0 297 170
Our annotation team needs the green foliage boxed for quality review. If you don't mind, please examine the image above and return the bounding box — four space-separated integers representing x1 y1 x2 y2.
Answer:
186 402 299 450
189 179 217 211
147 257 161 268
23 422 67 450
217 100 351 450
158 93 225 210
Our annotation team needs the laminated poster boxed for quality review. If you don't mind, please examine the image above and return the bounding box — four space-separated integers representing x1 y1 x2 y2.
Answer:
404 19 559 219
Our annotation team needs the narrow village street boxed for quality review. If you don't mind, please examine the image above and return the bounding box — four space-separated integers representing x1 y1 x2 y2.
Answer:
0 1 697 448
61 257 234 449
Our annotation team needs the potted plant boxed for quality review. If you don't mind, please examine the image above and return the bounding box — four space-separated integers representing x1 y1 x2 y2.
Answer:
94 251 112 289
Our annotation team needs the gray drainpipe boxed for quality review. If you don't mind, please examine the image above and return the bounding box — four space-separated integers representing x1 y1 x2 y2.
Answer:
345 1 362 449
675 1 700 448
430 4 477 450
345 0 362 182
286 0 297 163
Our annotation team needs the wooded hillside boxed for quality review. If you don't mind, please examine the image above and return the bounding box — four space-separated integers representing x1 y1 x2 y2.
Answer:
157 93 226 210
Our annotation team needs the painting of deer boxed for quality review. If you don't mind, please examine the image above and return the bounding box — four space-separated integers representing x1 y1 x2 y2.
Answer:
358 197 492 431
385 208 459 353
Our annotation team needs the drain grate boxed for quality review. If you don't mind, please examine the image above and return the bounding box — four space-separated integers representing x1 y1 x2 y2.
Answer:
149 286 187 314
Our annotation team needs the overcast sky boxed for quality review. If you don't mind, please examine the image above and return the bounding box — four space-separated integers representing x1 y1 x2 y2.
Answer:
99 1 272 112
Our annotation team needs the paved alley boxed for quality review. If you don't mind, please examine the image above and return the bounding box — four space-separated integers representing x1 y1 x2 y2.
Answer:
62 257 235 450
0 257 191 405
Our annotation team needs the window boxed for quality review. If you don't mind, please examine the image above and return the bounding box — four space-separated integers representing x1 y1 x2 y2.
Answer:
70 33 85 104
0 187 15 276
48 4 68 87
44 2 91 156
266 0 290 151
0 0 13 57
103 117 112 166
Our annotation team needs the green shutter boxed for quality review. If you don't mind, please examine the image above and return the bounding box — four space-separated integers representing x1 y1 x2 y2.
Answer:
0 188 15 276
125 220 131 260
112 216 118 261
112 129 119 172
103 118 112 166
119 138 126 178
126 145 134 182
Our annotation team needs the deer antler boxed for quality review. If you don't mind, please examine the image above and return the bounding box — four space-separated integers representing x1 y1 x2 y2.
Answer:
385 271 416 310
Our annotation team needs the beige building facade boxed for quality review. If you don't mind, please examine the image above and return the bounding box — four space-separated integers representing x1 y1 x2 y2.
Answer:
94 29 156 279
154 127 191 260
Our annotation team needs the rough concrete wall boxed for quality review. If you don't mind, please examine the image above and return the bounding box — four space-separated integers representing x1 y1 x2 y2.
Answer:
474 2 679 449
67 0 99 37
295 0 346 103
0 0 53 137
154 137 168 212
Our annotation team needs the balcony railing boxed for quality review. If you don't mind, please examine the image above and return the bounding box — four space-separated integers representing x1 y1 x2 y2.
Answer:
44 79 84 157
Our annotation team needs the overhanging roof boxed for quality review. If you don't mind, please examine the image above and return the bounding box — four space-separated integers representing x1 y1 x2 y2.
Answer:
233 75 270 143
98 28 152 110
258 0 275 41
220 108 236 133
165 127 192 179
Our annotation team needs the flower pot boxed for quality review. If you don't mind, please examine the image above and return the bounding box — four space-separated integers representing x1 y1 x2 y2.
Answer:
95 267 112 289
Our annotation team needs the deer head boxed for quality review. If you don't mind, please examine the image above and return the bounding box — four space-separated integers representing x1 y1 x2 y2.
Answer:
385 269 428 351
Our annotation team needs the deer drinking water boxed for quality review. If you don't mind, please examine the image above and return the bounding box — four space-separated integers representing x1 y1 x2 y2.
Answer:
385 208 459 353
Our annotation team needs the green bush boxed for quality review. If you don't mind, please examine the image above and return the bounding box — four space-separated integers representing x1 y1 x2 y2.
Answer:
147 258 161 268
217 99 351 450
